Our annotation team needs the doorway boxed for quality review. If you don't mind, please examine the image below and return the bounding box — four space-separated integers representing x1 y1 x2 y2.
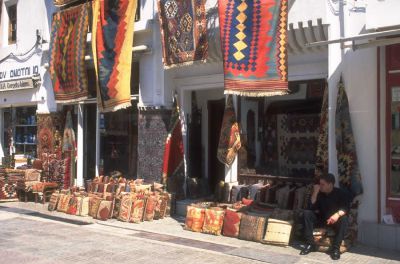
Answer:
207 98 225 193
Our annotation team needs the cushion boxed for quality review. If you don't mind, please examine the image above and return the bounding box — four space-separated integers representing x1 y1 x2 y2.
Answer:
158 194 169 219
89 197 103 217
270 208 294 221
130 198 145 223
263 218 293 246
118 195 132 222
153 195 164 220
113 197 122 218
48 193 60 211
79 197 90 216
242 198 254 206
222 209 242 238
238 214 267 242
96 200 113 221
144 195 157 221
24 169 41 182
57 194 71 213
67 196 80 215
185 206 205 232
202 208 225 236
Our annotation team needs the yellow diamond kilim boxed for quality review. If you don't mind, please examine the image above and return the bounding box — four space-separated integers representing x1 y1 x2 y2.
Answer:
233 1 248 61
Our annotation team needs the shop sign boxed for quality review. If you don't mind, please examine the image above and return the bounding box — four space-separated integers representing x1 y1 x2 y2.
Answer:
0 65 40 81
0 77 38 92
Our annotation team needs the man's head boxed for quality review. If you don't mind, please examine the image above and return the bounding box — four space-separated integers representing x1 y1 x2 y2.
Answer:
319 173 335 193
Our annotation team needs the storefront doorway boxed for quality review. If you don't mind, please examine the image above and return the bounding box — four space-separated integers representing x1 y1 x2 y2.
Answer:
99 102 138 178
207 98 225 193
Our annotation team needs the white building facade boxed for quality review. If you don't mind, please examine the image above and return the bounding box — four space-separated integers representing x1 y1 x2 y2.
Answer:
0 0 399 250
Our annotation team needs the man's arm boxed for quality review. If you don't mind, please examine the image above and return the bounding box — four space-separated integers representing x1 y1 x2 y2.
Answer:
308 184 320 211
326 190 350 225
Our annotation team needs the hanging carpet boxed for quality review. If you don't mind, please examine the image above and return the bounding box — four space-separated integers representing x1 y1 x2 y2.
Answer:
218 0 288 97
49 3 90 103
314 87 329 180
336 82 363 197
62 111 76 189
157 0 208 67
162 96 185 200
92 0 138 112
217 95 241 166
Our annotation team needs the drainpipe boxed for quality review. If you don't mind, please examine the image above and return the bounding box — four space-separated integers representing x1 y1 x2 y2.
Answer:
377 47 381 223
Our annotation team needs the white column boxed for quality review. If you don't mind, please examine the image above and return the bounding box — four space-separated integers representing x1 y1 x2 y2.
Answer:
326 0 345 180
76 104 84 187
95 105 100 177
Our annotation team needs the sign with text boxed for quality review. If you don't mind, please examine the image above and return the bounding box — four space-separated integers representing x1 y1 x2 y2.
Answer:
0 65 40 81
0 78 36 92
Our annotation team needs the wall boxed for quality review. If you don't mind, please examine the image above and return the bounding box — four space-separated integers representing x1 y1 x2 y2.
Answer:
0 0 56 113
366 0 400 30
325 0 380 237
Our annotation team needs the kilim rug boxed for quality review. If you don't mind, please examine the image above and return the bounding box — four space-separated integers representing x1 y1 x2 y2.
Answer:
62 111 76 188
336 81 363 197
314 87 329 179
162 96 185 200
92 0 138 112
217 95 241 166
218 0 288 96
49 3 90 103
37 113 63 160
157 0 208 67
277 113 319 178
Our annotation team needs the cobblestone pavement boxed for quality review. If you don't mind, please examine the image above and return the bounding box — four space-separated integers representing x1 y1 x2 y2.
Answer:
0 202 399 264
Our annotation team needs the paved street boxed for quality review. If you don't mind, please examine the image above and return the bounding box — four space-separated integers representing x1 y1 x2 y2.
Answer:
0 202 399 264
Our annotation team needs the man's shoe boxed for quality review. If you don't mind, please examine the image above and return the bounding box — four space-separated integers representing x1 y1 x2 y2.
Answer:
330 248 341 260
300 244 316 255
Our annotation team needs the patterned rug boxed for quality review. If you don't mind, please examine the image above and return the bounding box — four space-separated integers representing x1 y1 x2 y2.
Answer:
217 95 241 166
62 111 76 189
336 81 363 197
314 87 329 179
263 111 320 178
157 0 208 67
277 114 319 177
49 3 90 103
37 113 63 160
162 96 185 200
92 0 138 112
218 0 288 96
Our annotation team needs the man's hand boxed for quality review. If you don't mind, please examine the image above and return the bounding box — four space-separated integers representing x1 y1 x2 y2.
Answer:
327 213 340 225
311 184 320 204
312 184 320 195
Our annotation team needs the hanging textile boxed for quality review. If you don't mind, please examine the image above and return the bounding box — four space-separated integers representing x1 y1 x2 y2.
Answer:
49 3 90 103
217 95 241 166
336 82 363 197
157 0 208 67
62 111 76 189
218 0 288 97
92 0 138 112
314 87 329 180
162 96 185 200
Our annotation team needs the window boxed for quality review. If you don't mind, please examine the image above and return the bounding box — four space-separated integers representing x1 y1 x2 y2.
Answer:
7 4 16 44
386 44 400 199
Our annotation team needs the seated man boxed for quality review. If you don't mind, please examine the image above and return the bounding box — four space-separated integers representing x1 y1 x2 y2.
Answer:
300 173 350 260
